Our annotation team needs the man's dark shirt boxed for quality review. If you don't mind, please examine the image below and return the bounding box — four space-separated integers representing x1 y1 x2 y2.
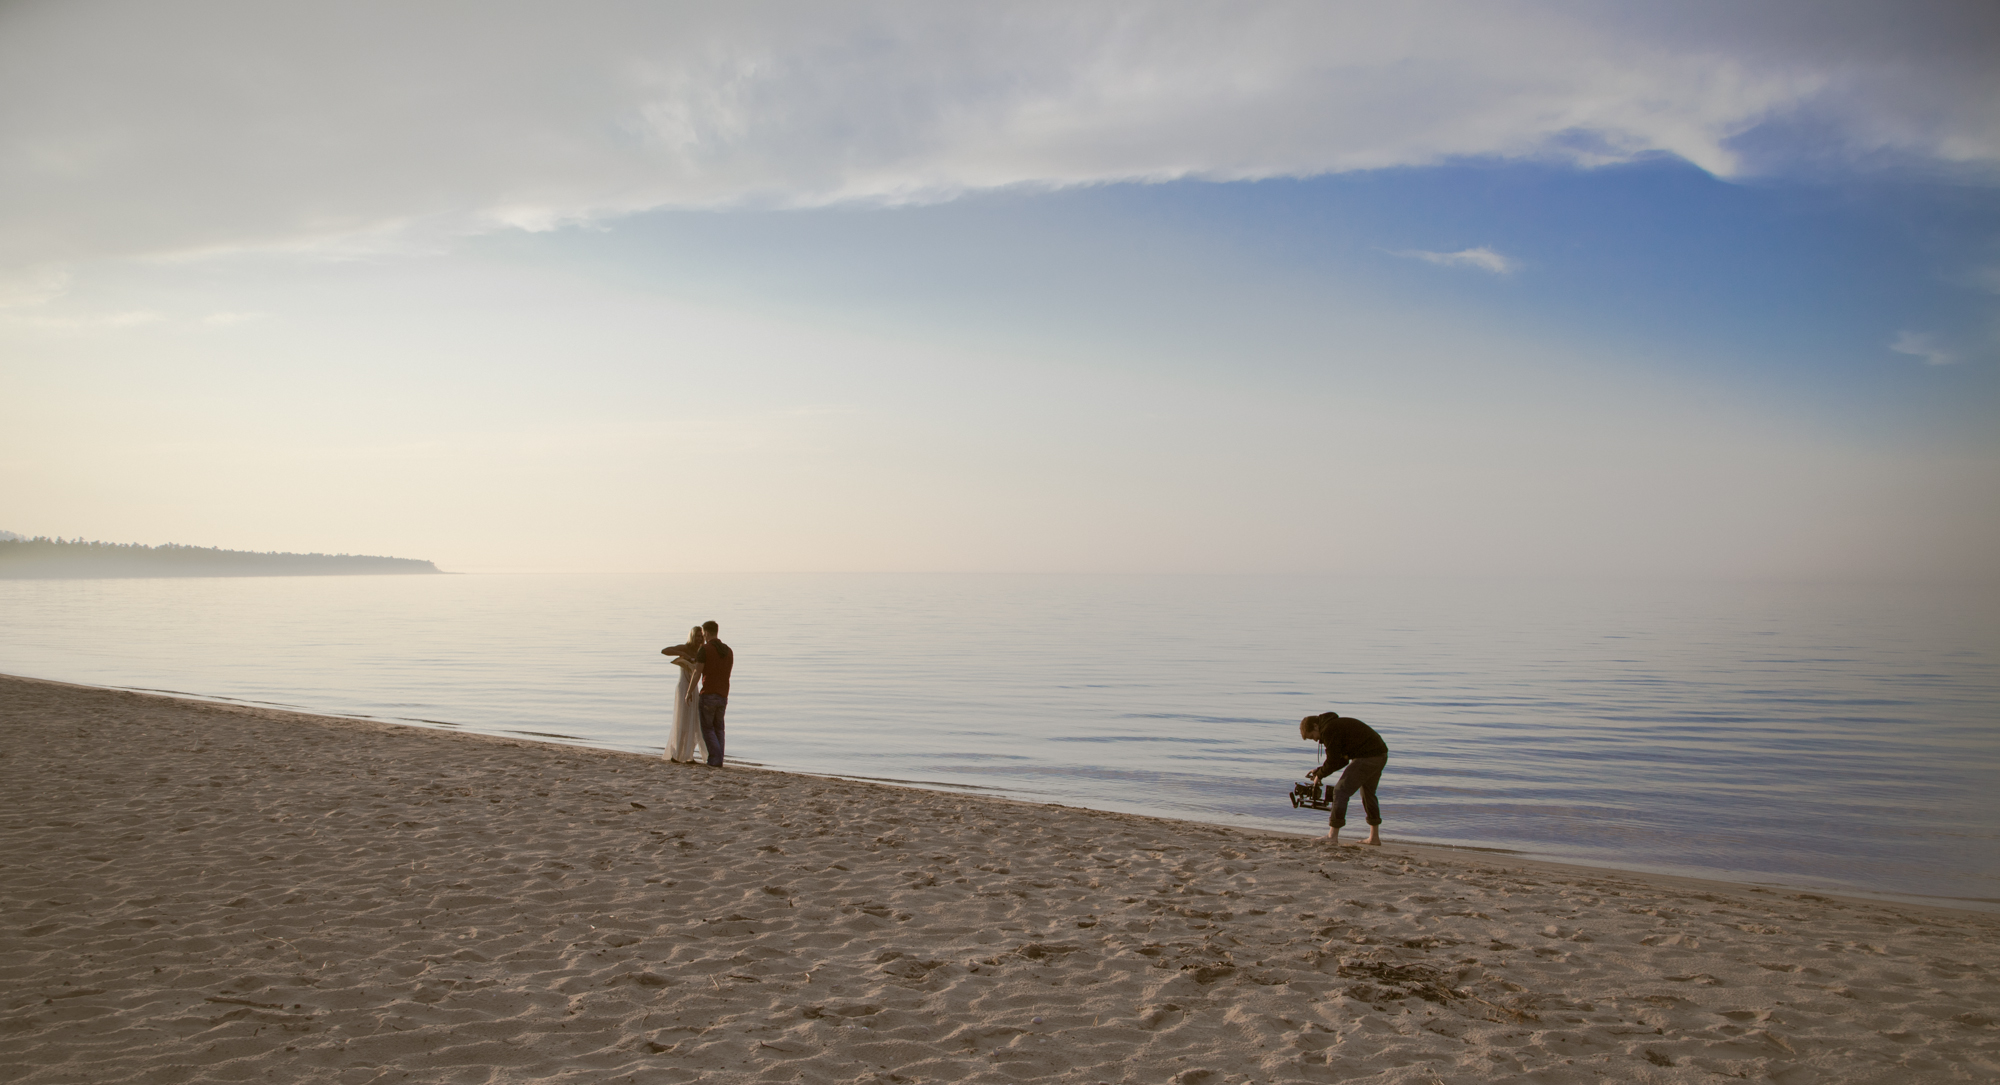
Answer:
694 639 734 699
1313 714 1388 776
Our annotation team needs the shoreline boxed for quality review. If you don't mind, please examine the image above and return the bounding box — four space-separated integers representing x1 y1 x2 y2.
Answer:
23 671 1992 916
5 672 1996 1083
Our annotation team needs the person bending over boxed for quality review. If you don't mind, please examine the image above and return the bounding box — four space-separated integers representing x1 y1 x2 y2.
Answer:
1302 711 1388 846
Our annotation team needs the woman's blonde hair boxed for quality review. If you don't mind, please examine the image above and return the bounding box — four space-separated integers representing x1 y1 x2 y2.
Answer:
687 625 704 646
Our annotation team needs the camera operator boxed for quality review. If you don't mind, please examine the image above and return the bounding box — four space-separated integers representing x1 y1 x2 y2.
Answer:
1301 711 1388 846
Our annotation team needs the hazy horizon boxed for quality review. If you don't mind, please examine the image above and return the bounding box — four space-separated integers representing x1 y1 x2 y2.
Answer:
4 2 1996 582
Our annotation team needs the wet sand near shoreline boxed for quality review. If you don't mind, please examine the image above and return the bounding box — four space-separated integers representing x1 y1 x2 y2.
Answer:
3 672 1996 1084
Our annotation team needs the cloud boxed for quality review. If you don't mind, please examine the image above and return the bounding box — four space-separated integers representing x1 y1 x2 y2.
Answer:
0 268 70 308
1396 247 1517 275
1965 265 2000 296
1889 330 1959 366
2 0 1996 271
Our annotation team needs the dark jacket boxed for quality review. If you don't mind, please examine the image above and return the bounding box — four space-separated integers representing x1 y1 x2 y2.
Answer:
693 639 734 699
1309 713 1388 777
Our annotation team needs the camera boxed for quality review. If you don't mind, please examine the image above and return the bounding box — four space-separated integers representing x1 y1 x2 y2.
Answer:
1289 780 1334 811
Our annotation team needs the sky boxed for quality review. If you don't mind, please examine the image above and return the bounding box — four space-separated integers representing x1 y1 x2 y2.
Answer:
2 0 1997 580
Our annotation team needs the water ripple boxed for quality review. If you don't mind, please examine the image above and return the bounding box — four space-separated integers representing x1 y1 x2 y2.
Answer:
3 571 1994 908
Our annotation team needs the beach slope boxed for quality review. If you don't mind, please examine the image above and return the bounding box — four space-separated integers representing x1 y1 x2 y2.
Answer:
2 673 1994 1083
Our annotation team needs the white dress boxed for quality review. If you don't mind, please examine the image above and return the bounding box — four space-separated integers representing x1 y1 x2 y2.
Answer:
665 656 706 763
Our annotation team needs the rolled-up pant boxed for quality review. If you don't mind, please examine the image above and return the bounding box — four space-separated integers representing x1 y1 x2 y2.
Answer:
1329 755 1386 828
698 694 727 767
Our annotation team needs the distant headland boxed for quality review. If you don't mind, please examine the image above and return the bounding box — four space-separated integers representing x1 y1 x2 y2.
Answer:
0 534 446 578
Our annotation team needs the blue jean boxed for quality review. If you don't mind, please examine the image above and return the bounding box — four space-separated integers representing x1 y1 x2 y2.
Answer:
698 694 727 766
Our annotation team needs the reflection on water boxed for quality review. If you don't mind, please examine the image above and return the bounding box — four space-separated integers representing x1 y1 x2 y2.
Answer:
3 572 1994 908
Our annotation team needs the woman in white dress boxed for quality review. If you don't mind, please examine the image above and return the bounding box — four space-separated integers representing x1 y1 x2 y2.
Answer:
660 626 707 763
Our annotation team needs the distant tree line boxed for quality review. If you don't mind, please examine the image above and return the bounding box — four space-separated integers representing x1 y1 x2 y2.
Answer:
0 537 445 578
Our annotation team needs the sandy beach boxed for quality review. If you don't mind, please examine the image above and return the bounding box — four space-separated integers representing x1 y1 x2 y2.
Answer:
3 673 1995 1084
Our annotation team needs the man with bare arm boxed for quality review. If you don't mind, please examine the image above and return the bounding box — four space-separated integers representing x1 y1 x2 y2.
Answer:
1302 711 1388 846
692 620 733 768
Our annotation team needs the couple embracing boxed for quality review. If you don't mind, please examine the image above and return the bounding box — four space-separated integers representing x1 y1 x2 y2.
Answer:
662 620 732 767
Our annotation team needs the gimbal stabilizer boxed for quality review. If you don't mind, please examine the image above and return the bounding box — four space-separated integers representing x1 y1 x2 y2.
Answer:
1289 779 1335 811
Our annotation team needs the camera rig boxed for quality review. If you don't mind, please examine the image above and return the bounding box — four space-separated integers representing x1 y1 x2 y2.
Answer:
1289 780 1335 811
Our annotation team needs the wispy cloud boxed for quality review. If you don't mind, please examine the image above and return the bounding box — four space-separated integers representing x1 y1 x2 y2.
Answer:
1395 247 1518 275
0 268 70 308
2 1 1997 272
1890 330 1958 366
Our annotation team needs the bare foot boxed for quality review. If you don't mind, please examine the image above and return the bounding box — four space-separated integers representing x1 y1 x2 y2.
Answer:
1325 828 1339 844
1364 831 1382 846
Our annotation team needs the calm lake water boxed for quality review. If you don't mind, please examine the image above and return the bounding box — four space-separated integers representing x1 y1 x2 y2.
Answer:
3 572 1995 909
